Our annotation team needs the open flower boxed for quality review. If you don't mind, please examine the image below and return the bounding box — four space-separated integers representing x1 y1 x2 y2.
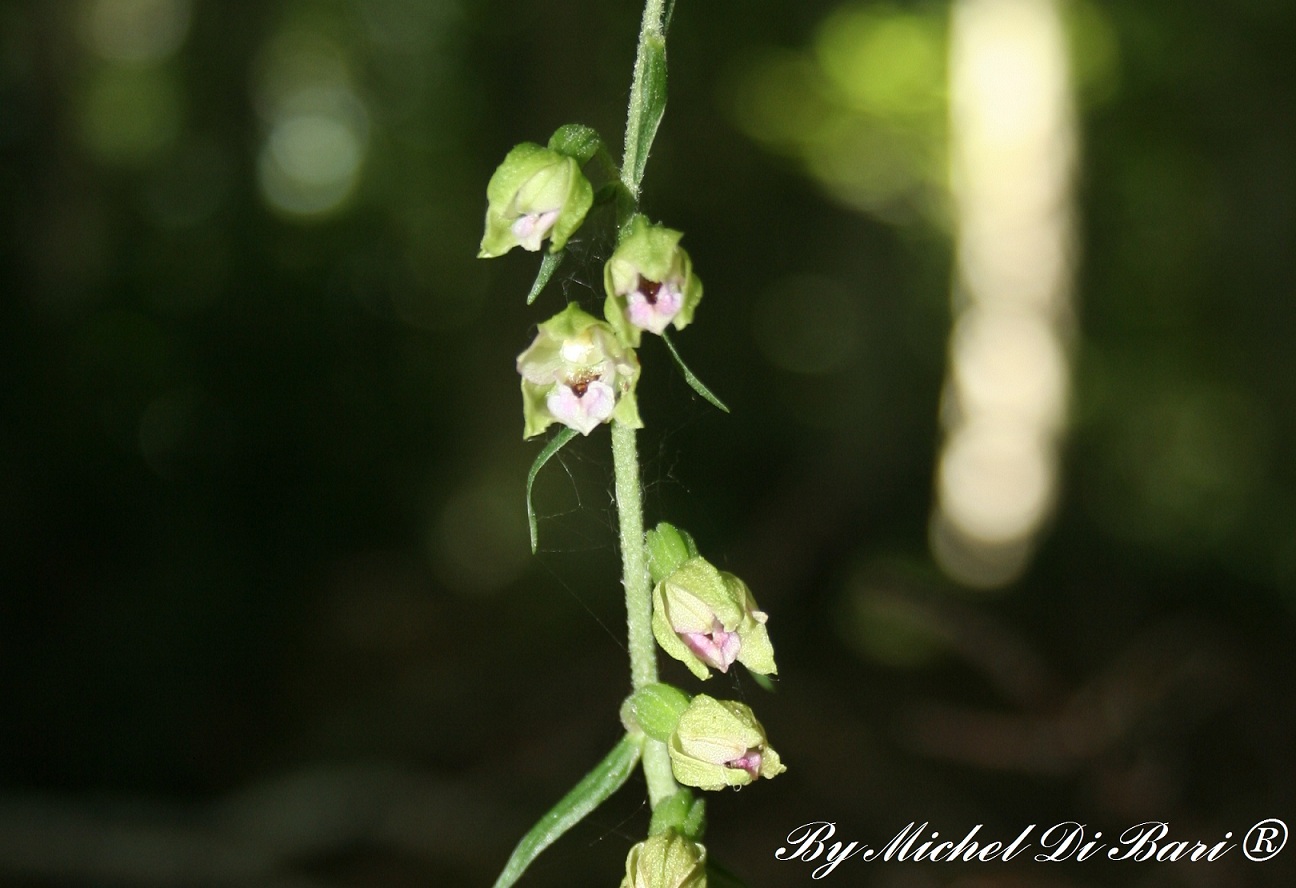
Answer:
517 303 642 438
479 143 594 257
604 216 703 346
620 831 706 888
652 556 776 680
669 694 786 790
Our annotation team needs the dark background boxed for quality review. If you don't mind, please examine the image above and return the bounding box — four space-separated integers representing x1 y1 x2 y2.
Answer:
2 0 1294 886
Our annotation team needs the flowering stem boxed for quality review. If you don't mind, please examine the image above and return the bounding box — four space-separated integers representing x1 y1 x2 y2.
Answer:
615 0 679 810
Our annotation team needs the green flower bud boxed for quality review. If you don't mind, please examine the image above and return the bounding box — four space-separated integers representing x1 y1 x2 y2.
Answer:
620 830 707 888
668 694 786 791
624 683 692 742
604 216 703 346
651 557 777 680
646 522 700 585
479 143 594 258
516 303 642 438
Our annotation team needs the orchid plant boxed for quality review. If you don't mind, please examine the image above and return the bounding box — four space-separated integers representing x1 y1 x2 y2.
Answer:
479 3 784 886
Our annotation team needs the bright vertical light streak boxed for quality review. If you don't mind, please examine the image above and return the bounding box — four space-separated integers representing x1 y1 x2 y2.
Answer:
932 0 1078 588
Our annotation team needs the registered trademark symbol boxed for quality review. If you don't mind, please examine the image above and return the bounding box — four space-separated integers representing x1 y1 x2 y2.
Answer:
1243 819 1288 861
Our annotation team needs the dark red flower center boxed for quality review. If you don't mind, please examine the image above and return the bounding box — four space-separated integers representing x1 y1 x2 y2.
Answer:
637 276 664 305
566 370 598 399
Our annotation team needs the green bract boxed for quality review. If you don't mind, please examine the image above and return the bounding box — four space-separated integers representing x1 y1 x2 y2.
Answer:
651 556 777 681
669 694 786 791
620 830 707 888
624 683 692 743
516 303 642 438
479 143 594 258
604 216 703 346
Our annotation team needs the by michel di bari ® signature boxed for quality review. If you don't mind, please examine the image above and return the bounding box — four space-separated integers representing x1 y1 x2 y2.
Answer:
775 819 1289 878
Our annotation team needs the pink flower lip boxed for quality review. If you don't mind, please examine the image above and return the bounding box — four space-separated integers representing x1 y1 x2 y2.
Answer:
625 275 684 335
727 748 763 779
546 374 615 435
511 209 560 251
681 618 741 672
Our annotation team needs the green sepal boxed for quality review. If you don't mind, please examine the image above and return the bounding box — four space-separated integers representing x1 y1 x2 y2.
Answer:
652 556 778 681
525 426 578 553
611 375 644 430
662 331 729 413
479 143 594 258
626 682 691 742
526 249 564 306
548 123 605 166
652 558 742 681
649 789 707 840
491 733 643 888
646 521 699 585
668 695 786 791
724 573 777 677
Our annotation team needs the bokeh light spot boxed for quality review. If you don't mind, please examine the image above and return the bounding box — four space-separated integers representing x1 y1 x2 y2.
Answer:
80 0 192 63
816 7 945 117
253 32 369 219
727 4 948 223
939 420 1054 545
431 471 530 598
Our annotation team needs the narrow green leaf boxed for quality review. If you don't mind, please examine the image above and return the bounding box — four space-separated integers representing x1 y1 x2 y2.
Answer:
661 331 729 413
746 669 777 693
548 123 605 165
526 427 578 552
491 734 643 888
630 35 668 191
527 250 564 306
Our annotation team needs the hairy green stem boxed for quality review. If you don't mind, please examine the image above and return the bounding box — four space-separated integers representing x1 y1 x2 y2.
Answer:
613 0 679 812
611 420 678 808
612 420 654 691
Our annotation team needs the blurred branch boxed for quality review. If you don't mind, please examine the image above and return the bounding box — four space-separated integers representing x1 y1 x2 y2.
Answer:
899 619 1241 776
868 584 1060 708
